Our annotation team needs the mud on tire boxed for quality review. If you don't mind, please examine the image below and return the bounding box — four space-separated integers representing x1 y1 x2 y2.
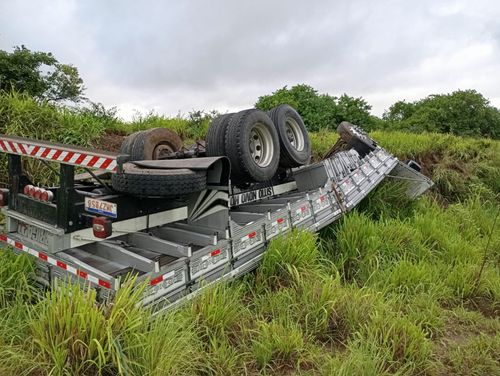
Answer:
120 128 183 161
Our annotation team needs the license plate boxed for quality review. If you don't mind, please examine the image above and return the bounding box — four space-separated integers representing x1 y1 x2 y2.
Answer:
17 222 50 246
85 197 117 218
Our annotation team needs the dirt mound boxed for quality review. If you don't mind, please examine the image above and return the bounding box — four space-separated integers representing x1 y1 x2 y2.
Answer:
96 131 125 153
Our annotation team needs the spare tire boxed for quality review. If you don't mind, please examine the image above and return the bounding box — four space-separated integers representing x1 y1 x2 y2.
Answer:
120 128 183 161
337 121 376 157
268 104 311 167
225 109 279 183
112 163 206 197
205 113 234 157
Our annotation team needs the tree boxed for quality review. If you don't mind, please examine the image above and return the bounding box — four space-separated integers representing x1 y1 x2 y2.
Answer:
0 45 85 102
255 84 376 131
383 90 500 139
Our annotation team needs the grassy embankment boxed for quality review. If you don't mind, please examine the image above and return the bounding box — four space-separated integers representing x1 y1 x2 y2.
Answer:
0 93 498 375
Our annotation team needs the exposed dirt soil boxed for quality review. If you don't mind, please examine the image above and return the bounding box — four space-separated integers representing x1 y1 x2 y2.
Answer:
416 151 442 178
96 131 126 153
465 297 500 319
432 309 499 375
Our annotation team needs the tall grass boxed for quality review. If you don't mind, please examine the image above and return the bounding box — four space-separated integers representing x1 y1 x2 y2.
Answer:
107 110 214 142
0 188 498 375
0 95 498 374
0 92 115 186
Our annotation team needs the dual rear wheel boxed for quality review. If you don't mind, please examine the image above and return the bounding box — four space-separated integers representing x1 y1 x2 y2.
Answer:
206 105 311 184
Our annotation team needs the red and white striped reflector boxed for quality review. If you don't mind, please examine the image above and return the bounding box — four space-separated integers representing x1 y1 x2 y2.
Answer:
210 249 221 257
150 270 176 286
0 234 113 289
0 138 117 172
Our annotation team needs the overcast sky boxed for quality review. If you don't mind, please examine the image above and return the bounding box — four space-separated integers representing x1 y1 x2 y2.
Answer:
1 0 499 120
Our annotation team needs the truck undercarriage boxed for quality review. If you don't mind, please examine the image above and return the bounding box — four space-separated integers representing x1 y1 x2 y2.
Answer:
0 106 433 312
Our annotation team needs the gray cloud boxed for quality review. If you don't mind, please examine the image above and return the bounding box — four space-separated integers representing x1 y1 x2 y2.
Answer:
1 0 499 119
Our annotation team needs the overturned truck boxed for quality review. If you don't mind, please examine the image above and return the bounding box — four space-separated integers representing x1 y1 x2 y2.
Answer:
0 105 432 312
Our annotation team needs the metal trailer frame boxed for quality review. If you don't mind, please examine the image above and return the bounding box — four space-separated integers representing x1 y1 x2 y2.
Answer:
0 129 433 311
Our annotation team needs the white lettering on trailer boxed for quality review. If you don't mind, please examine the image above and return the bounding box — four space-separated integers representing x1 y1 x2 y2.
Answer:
230 186 274 206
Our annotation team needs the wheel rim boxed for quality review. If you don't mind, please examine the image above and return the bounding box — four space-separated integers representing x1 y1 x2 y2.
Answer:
152 143 176 159
284 118 305 151
249 122 274 167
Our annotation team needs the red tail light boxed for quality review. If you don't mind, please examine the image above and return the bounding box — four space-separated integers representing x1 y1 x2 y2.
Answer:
28 185 36 196
33 187 43 200
40 190 54 202
23 185 54 202
23 185 33 195
92 217 112 239
0 188 9 207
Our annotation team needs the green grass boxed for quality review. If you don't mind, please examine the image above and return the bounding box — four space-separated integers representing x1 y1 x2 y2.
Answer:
0 193 498 375
0 94 499 374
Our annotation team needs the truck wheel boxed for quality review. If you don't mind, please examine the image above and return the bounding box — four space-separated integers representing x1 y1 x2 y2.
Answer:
205 113 233 157
337 121 377 156
225 109 279 183
112 163 206 196
120 128 183 161
119 130 142 155
268 104 311 167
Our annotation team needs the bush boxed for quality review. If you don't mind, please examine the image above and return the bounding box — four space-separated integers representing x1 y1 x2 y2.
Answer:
256 84 377 131
383 89 500 139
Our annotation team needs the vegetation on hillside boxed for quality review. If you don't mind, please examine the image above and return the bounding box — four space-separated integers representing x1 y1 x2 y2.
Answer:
0 48 498 374
0 121 498 374
383 90 500 139
256 84 379 132
256 85 500 139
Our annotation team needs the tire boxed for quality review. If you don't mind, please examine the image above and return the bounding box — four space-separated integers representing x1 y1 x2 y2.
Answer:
112 163 206 197
337 121 377 156
119 130 142 155
120 128 183 161
205 113 233 157
268 104 311 167
225 109 280 183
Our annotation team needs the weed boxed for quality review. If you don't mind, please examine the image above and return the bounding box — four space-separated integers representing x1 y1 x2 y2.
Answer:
251 316 306 370
257 229 320 288
186 281 249 337
0 250 36 307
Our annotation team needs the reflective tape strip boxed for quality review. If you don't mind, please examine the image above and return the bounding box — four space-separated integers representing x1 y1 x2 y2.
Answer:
0 234 114 289
241 231 258 241
150 270 176 286
272 217 285 226
0 139 117 172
